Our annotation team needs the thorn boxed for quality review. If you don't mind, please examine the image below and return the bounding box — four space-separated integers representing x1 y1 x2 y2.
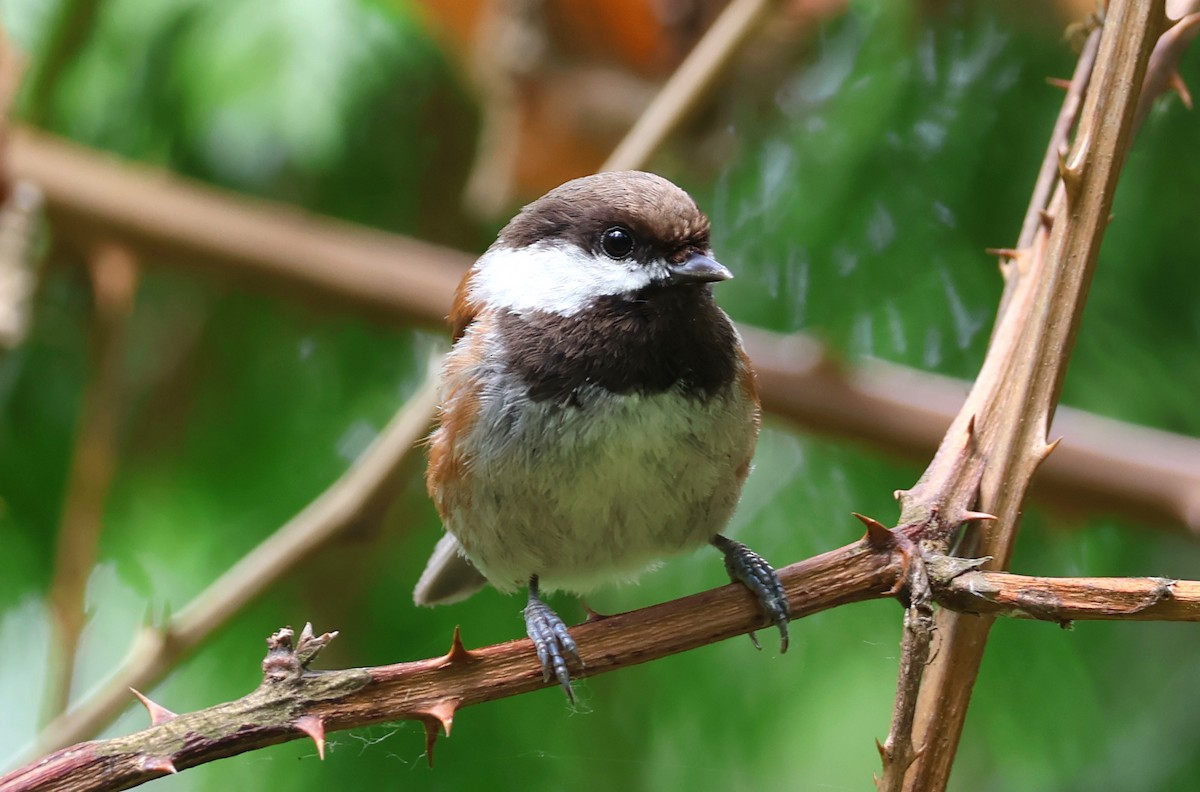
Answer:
1045 76 1072 90
1042 436 1063 460
580 600 609 622
984 247 1021 259
423 720 440 768
854 512 894 548
295 715 326 760
140 755 178 775
966 415 977 437
893 488 907 503
442 626 477 665
1056 142 1082 203
1169 70 1193 109
1057 131 1089 200
421 698 459 738
961 510 997 523
130 688 176 726
875 737 889 762
1038 209 1055 228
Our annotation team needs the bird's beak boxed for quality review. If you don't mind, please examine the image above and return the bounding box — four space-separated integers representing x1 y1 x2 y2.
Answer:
666 253 734 285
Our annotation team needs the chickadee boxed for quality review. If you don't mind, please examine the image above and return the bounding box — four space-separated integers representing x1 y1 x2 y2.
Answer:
415 171 789 699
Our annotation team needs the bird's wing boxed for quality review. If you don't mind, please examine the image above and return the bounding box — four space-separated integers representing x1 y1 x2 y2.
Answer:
413 532 488 606
448 270 479 343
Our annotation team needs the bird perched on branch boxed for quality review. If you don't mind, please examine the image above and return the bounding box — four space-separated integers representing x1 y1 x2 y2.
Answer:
415 171 789 699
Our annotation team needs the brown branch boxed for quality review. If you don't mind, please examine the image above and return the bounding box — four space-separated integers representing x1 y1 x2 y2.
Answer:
10 539 1200 791
601 0 779 172
745 329 1200 532
1135 11 1200 130
994 26 1101 323
26 377 437 761
874 536 933 792
891 3 1168 790
45 242 139 722
8 128 1200 531
1 537 903 792
934 569 1200 622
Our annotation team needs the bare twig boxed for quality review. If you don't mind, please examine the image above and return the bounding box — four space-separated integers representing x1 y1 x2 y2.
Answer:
28 377 437 760
994 27 1101 325
45 242 139 722
8 129 1200 531
1135 11 1200 130
601 0 780 172
934 569 1200 622
890 3 1168 790
874 539 933 792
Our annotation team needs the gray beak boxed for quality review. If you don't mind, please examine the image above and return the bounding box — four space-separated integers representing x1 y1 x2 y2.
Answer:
666 253 733 286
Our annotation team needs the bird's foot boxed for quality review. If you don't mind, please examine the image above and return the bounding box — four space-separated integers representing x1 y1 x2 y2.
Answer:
712 534 790 653
523 577 582 701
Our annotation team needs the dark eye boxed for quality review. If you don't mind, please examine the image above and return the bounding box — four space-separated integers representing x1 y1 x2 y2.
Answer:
600 226 634 259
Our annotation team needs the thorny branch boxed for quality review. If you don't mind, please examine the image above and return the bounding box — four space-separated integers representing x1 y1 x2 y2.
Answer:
11 537 1200 792
8 537 1200 792
875 3 1174 791
1 539 902 792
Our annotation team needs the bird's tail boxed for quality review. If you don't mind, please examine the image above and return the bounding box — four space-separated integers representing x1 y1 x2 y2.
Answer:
413 532 489 606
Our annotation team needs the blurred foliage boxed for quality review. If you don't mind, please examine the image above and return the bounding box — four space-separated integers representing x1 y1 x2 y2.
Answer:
1 1 1199 790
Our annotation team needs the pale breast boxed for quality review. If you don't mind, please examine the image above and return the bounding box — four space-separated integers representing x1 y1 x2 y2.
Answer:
436 351 757 595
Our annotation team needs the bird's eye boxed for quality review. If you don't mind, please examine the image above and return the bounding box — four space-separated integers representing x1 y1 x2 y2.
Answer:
600 226 635 259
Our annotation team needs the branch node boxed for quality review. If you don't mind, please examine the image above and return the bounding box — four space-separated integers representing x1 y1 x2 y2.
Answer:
925 554 993 586
294 714 327 760
129 688 176 726
1057 133 1089 200
262 624 338 683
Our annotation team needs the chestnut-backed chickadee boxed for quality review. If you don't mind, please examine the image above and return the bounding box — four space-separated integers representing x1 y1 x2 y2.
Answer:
414 171 789 699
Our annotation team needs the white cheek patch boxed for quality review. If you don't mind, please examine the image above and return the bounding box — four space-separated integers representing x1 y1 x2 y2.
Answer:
469 242 667 317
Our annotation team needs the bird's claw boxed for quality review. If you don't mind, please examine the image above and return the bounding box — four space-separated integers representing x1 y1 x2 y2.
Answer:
713 534 790 653
524 590 582 702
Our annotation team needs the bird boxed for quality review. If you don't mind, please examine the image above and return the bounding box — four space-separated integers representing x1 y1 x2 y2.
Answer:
414 170 789 699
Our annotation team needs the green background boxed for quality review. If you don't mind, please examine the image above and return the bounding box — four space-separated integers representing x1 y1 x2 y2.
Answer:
2 1 1199 789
